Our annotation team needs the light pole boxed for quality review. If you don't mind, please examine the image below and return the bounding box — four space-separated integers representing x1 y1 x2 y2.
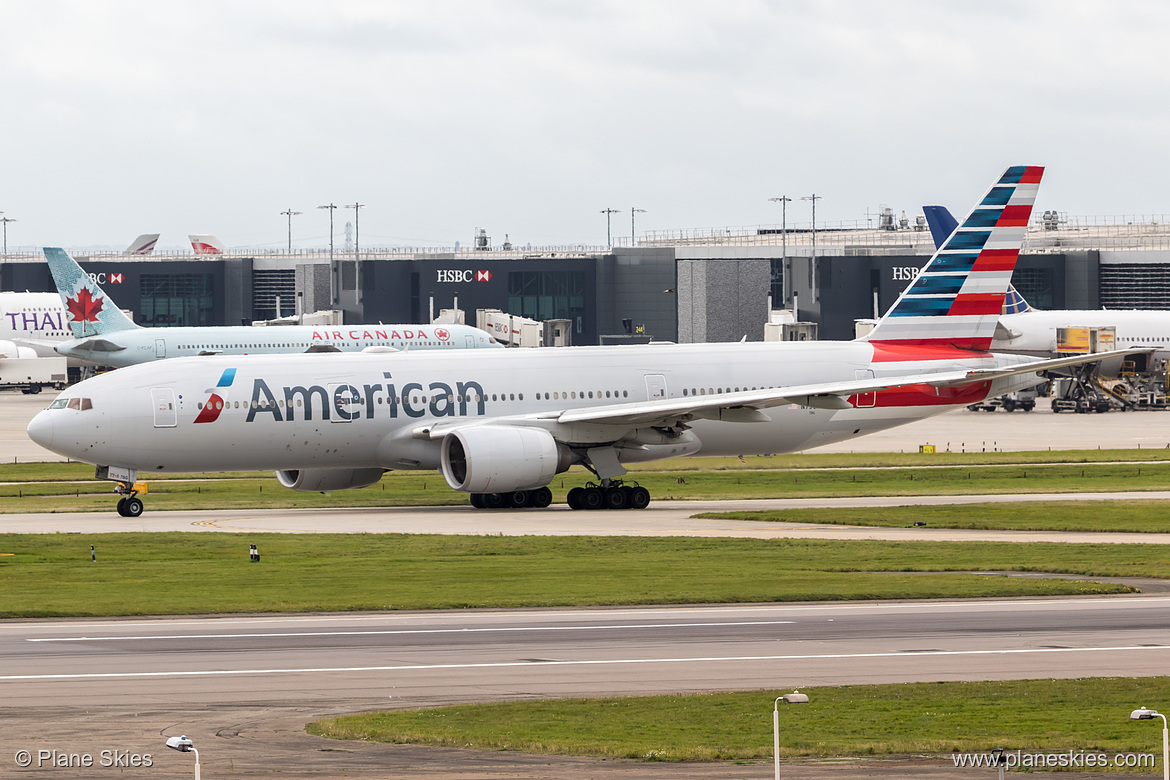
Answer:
601 208 619 247
773 690 809 780
317 203 338 305
165 735 200 780
1 215 16 257
631 207 646 244
769 196 791 306
280 209 302 253
344 203 365 304
1131 706 1169 780
801 194 822 300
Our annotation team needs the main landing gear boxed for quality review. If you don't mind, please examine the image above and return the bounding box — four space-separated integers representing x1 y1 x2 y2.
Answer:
114 486 144 518
470 486 554 509
566 480 650 511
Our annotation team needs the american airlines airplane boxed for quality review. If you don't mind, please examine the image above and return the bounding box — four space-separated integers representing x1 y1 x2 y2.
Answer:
45 247 501 366
29 166 1143 518
922 205 1170 360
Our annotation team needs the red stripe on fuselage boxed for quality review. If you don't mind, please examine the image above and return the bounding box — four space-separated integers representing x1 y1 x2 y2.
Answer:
948 293 1005 317
850 381 992 408
869 341 993 362
996 204 1033 227
971 248 1019 272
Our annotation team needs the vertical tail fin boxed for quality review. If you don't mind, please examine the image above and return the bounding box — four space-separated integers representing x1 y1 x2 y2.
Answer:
43 247 140 338
864 165 1042 352
922 204 1032 315
125 234 159 255
189 234 225 255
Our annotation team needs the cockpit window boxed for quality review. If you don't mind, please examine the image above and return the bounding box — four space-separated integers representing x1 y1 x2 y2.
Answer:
50 398 92 411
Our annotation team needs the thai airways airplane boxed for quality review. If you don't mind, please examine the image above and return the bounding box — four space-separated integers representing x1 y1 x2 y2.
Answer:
922 205 1170 360
45 247 500 367
29 166 1143 518
0 291 71 359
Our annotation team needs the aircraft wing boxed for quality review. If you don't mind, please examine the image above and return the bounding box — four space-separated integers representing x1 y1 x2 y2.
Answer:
414 348 1151 437
60 338 127 354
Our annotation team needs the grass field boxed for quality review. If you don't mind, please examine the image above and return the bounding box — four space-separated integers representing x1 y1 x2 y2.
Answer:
308 676 1170 763
4 451 1170 514
0 533 1159 618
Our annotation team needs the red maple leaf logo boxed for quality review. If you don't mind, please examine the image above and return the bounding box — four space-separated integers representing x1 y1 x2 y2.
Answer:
66 287 105 323
435 328 450 340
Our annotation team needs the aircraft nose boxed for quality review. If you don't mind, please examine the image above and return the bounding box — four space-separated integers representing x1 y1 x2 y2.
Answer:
27 411 55 450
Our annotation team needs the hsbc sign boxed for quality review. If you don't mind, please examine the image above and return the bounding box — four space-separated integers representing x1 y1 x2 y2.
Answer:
436 269 492 283
88 272 124 285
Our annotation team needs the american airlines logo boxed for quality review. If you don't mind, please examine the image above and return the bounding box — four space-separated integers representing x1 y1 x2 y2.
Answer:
436 269 492 283
193 370 489 424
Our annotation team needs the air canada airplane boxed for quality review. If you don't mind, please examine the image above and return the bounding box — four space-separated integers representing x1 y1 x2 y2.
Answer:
922 205 1170 360
44 247 500 366
29 166 1146 518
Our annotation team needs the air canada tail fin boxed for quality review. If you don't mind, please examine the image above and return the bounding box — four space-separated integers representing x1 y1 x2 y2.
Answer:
863 165 1042 353
43 247 140 338
923 203 1033 315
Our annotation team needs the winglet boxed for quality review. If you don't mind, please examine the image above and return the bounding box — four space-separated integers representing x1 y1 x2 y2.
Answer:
43 247 139 338
864 165 1043 353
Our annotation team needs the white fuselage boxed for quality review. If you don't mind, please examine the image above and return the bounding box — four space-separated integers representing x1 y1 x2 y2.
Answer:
994 309 1170 357
0 292 73 358
55 323 499 366
30 341 1042 474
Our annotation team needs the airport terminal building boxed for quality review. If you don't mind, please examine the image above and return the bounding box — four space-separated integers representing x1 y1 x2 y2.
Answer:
4 216 1170 343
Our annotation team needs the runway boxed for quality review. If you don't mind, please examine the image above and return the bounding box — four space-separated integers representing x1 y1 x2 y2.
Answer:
5 597 1169 709
5 493 1170 544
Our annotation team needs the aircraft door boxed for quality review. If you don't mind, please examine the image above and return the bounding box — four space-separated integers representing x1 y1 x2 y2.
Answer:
155 338 166 359
465 334 475 349
328 383 362 423
854 369 876 408
151 387 177 428
644 374 668 400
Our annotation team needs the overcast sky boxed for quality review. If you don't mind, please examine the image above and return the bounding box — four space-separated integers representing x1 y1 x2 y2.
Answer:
3 1 1168 252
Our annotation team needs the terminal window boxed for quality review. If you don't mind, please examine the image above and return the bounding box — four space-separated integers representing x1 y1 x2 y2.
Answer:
507 271 585 331
139 273 215 327
1011 268 1054 309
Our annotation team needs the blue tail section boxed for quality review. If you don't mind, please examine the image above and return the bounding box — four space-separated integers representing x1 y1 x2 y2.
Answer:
921 205 1032 315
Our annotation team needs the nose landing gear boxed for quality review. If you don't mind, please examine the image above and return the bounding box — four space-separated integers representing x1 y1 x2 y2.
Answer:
114 483 144 517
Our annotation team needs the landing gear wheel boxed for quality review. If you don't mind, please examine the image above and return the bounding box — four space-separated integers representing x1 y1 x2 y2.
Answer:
604 487 628 509
507 490 530 508
580 487 604 510
484 493 506 509
628 486 650 509
566 487 583 510
122 497 144 518
470 493 486 508
116 498 128 517
530 486 553 508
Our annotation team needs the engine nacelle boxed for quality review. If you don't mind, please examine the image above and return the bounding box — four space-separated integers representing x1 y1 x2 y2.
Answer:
0 340 36 359
440 425 570 493
275 468 386 493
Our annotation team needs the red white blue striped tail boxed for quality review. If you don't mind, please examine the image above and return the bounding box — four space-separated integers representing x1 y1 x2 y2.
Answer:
864 165 1043 357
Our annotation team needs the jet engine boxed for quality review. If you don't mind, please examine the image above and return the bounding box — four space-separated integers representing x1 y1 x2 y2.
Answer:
440 425 571 493
275 468 386 493
0 340 36 359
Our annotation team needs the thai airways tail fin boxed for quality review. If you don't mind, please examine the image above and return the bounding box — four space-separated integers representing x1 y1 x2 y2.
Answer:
863 165 1043 352
189 234 225 255
43 248 140 338
922 204 1033 315
125 234 160 255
